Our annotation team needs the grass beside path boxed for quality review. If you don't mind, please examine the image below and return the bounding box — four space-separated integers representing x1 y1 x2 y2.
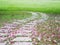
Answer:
0 11 32 27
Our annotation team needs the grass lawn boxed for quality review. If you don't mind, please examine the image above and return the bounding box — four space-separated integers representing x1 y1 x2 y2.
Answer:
0 0 60 13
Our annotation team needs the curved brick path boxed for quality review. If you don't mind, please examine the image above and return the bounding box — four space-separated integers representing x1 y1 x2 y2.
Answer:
0 12 48 45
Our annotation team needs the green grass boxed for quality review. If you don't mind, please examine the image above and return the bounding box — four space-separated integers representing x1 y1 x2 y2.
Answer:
0 0 60 13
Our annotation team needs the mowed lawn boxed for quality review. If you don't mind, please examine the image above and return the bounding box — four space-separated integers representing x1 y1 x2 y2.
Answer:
0 0 60 13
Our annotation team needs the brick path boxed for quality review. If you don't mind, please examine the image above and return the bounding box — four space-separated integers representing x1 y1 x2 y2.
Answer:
0 12 48 45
